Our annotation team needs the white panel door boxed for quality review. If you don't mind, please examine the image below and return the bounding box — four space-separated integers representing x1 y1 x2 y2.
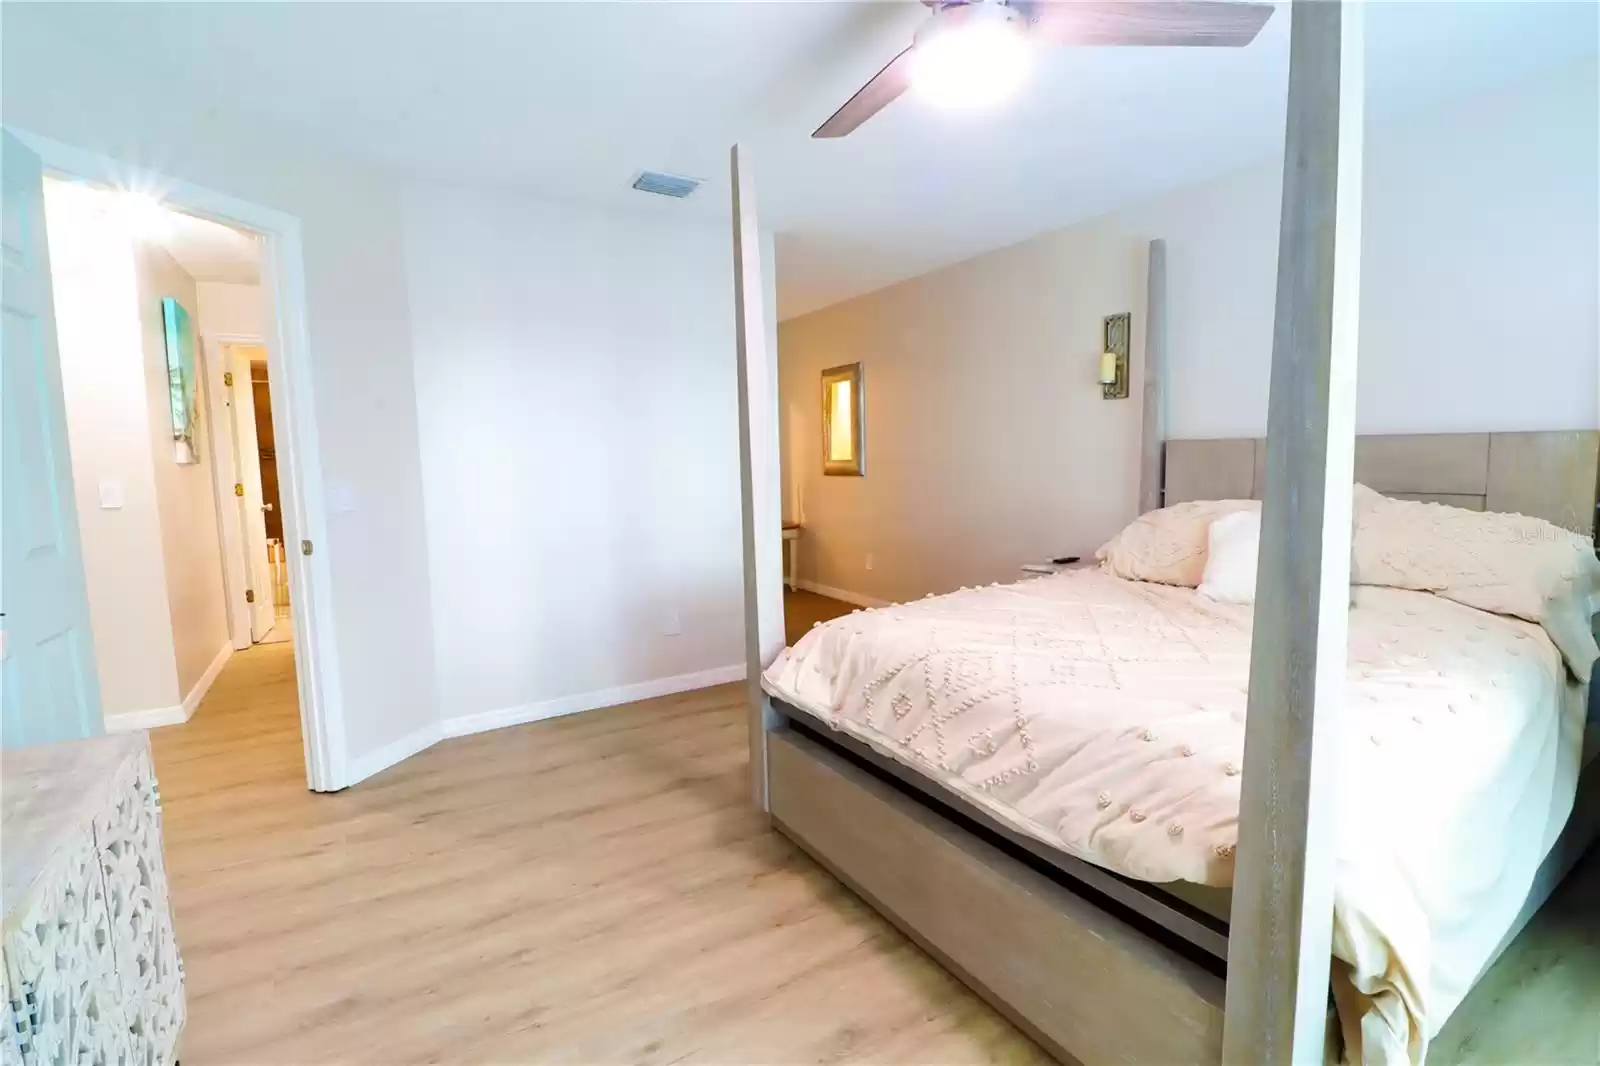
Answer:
225 344 274 641
0 130 103 746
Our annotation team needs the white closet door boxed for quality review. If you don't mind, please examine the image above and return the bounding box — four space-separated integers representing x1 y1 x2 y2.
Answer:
0 129 103 747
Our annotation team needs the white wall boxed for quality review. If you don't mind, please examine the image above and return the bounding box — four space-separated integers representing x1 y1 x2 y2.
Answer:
134 242 231 696
1104 57 1599 438
3 12 441 767
44 180 184 718
403 185 745 727
780 59 1598 603
196 282 266 338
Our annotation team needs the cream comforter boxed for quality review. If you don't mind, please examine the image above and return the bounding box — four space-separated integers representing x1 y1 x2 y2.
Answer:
762 569 1588 1066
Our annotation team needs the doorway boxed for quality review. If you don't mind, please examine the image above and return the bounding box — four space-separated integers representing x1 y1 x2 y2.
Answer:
3 127 341 790
39 175 305 738
214 341 292 646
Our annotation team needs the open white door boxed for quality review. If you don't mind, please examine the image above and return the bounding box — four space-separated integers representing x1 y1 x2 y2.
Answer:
223 342 275 642
0 130 103 746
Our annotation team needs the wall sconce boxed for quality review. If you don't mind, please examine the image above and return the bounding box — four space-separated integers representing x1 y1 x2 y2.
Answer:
1100 312 1130 400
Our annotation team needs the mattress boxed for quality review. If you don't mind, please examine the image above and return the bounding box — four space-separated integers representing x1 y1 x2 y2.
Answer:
763 569 1588 1066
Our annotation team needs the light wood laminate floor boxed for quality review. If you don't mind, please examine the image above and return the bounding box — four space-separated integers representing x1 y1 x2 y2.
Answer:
151 642 1049 1065
1432 845 1600 1065
152 643 1600 1065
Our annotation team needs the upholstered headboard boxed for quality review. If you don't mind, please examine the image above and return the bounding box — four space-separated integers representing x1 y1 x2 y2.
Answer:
1163 431 1600 535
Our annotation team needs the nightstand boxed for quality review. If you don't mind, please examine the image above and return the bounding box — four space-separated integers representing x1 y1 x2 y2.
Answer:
782 524 801 590
1019 559 1093 579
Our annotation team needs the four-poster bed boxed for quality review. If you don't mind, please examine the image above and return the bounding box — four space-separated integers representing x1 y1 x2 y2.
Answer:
728 3 1598 1063
757 433 1598 1064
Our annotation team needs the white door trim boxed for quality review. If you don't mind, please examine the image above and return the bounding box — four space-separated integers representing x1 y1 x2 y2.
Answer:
200 331 262 653
204 333 276 644
10 126 347 792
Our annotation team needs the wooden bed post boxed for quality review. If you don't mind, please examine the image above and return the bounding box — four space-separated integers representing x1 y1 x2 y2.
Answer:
1139 238 1168 515
730 143 786 812
1221 2 1363 1063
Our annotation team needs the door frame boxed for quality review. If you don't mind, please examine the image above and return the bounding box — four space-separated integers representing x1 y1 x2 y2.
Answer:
200 331 269 652
11 127 346 791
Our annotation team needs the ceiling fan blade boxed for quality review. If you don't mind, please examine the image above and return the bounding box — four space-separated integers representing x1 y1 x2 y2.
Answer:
813 47 916 139
1023 1 1274 47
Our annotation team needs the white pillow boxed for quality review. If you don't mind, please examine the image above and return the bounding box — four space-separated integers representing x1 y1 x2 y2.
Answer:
1197 509 1261 604
1095 499 1259 587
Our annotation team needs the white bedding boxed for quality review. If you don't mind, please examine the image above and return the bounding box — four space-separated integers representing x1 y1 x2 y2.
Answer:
762 569 1588 1066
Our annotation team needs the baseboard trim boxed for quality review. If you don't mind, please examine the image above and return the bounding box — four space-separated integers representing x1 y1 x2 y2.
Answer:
182 641 233 718
105 705 188 732
344 722 444 788
441 662 746 740
105 641 233 733
795 579 890 610
342 663 748 786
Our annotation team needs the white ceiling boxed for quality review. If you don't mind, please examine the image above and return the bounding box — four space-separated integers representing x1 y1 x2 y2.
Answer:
159 207 259 285
16 1 1596 319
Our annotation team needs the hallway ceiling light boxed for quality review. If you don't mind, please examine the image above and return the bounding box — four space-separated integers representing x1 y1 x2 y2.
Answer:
116 190 173 243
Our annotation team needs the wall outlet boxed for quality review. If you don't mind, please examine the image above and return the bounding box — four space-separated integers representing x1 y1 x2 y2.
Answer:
663 610 682 636
864 554 875 571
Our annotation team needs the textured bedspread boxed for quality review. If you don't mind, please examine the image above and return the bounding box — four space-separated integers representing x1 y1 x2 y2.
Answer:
762 569 1587 1066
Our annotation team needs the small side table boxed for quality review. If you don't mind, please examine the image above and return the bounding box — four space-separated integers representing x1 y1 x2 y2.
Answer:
782 524 801 590
1019 558 1093 580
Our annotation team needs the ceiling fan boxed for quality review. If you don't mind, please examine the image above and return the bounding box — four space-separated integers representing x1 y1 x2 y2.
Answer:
813 0 1275 139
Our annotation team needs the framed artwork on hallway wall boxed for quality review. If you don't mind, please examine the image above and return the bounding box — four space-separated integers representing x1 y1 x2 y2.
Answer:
161 296 199 464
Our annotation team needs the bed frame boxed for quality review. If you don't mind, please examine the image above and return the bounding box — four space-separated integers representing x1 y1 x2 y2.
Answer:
1163 431 1599 534
727 6 1599 1063
767 718 1600 1062
760 421 1599 1063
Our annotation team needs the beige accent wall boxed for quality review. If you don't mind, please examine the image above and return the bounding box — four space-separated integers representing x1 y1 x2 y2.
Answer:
778 60 1597 607
779 229 1149 605
195 281 265 337
44 180 183 717
44 184 230 715
134 242 230 697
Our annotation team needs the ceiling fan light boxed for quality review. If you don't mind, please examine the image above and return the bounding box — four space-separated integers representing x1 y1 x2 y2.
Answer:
910 5 1032 111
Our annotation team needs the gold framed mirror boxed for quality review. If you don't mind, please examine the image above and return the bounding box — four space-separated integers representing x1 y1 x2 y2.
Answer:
821 362 865 476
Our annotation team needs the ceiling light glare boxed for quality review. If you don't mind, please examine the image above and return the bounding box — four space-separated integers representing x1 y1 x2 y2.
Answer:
910 4 1033 111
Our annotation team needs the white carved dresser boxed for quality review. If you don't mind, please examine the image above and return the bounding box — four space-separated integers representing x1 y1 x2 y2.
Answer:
2 733 185 1066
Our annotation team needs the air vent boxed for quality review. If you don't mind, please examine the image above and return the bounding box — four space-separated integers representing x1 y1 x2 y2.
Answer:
631 171 701 199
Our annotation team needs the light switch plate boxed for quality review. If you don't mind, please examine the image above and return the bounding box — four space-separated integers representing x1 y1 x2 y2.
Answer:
98 481 125 510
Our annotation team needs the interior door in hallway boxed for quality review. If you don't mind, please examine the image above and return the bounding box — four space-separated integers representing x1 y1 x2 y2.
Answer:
0 130 103 746
224 343 275 642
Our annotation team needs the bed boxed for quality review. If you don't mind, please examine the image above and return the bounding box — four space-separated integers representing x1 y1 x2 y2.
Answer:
722 11 1595 1059
757 431 1600 1066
